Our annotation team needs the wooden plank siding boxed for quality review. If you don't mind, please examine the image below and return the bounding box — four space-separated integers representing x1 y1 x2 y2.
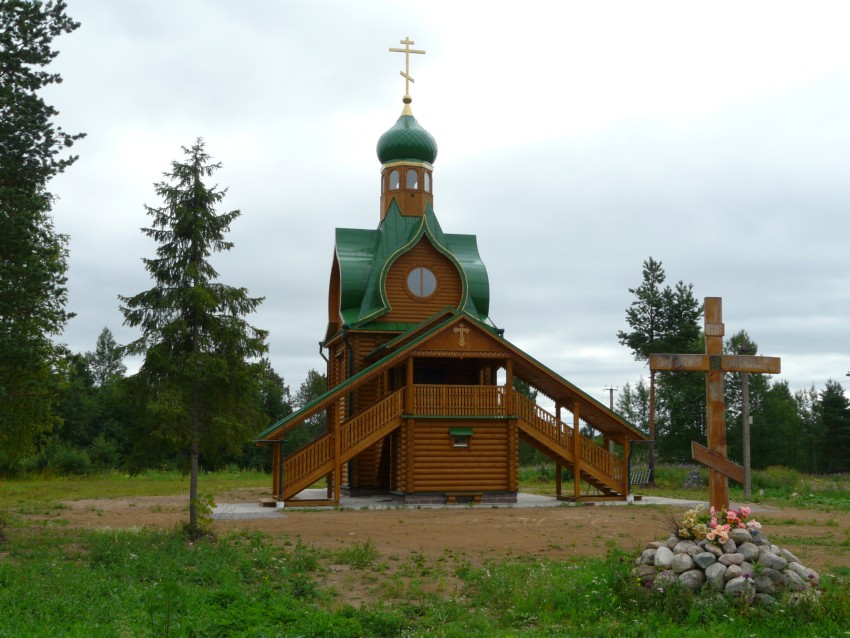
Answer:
410 420 510 492
383 238 463 323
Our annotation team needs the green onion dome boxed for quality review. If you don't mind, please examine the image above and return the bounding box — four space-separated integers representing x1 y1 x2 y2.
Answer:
376 103 438 165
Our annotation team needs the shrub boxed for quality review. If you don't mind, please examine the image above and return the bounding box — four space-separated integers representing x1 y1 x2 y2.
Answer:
752 466 802 494
49 442 92 475
88 434 120 470
336 539 380 570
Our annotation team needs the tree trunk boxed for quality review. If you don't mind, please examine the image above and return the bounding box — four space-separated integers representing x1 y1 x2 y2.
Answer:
189 379 200 537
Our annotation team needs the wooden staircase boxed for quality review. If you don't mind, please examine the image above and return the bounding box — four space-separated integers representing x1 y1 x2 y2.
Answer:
279 389 404 501
513 392 627 499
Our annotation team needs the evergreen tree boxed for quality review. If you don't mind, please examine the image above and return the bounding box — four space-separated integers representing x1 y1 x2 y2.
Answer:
755 380 803 469
286 369 327 454
85 327 126 387
618 258 703 462
616 378 650 434
618 258 702 359
815 380 850 473
0 0 84 464
722 330 769 463
795 386 821 473
617 257 667 361
257 358 293 424
120 139 268 537
237 358 293 470
52 349 96 448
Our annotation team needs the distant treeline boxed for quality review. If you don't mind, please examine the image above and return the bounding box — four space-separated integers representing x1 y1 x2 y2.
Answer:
0 327 327 476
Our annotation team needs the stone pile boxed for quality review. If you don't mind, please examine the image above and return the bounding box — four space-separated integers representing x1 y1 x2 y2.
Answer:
681 470 706 489
632 527 820 605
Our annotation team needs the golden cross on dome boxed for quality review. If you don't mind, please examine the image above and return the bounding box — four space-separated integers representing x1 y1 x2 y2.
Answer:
389 36 425 99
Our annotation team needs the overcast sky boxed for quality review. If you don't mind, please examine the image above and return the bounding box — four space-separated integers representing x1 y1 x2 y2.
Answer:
46 1 850 404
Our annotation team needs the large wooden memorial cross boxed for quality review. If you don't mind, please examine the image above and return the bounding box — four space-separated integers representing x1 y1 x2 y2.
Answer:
650 297 781 510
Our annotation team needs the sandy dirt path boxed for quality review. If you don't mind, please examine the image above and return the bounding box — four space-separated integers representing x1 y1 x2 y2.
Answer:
51 491 850 571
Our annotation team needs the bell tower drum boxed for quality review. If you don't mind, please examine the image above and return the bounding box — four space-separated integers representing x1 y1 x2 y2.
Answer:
377 37 438 220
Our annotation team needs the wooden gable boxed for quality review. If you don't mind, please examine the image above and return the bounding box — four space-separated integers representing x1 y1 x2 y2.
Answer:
383 236 463 323
408 316 506 359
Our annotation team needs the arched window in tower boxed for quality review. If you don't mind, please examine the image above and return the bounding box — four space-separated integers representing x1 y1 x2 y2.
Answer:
407 267 437 299
406 168 418 189
423 171 431 193
389 169 400 190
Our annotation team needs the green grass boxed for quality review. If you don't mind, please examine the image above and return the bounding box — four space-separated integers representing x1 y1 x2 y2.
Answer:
0 527 848 637
523 463 850 511
2 467 850 635
0 468 269 509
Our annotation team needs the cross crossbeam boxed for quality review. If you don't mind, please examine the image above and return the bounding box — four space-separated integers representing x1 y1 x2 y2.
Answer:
453 323 470 347
649 297 781 510
389 36 425 98
649 354 781 375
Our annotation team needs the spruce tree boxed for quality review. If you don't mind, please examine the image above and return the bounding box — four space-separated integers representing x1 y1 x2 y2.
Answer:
85 327 126 387
120 139 268 537
618 258 704 462
0 0 84 464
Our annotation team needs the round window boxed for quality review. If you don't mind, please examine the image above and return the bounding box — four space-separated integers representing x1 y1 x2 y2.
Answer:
407 267 437 298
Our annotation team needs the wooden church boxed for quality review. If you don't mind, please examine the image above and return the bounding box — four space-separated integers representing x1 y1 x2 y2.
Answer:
257 39 646 505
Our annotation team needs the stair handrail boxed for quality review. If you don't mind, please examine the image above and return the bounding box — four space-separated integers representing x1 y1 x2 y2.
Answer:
340 388 404 453
512 391 573 448
513 390 625 485
283 432 333 486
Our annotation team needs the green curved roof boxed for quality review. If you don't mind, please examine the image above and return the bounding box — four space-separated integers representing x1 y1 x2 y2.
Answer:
376 113 438 165
330 200 491 336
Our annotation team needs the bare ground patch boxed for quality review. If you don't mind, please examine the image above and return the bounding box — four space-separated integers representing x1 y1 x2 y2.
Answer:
32 494 850 573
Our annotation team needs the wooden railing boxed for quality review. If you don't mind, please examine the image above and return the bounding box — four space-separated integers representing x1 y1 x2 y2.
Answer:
280 382 626 498
513 392 573 449
341 389 404 453
283 432 333 487
580 437 626 485
413 385 505 417
513 390 625 490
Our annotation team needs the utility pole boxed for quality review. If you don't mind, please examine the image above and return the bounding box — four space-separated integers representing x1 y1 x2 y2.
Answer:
742 369 751 499
739 346 753 500
603 386 618 410
649 371 655 484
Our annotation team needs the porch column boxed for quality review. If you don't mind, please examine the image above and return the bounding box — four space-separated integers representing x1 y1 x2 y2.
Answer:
573 402 581 500
505 358 513 415
555 404 562 498
622 437 631 496
405 357 414 414
272 441 283 499
333 405 341 503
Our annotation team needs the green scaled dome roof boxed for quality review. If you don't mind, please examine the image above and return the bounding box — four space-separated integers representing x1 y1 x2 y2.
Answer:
376 112 438 165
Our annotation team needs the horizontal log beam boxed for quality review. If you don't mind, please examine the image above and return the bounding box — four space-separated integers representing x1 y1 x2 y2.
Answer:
650 353 780 374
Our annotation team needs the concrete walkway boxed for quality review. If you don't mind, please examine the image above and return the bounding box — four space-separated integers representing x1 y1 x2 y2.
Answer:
212 490 724 521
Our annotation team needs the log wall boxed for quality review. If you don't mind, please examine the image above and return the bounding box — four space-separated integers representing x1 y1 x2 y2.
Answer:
384 238 462 323
409 420 510 492
350 439 384 488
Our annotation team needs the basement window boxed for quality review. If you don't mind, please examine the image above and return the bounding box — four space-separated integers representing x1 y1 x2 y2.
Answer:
450 427 473 448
